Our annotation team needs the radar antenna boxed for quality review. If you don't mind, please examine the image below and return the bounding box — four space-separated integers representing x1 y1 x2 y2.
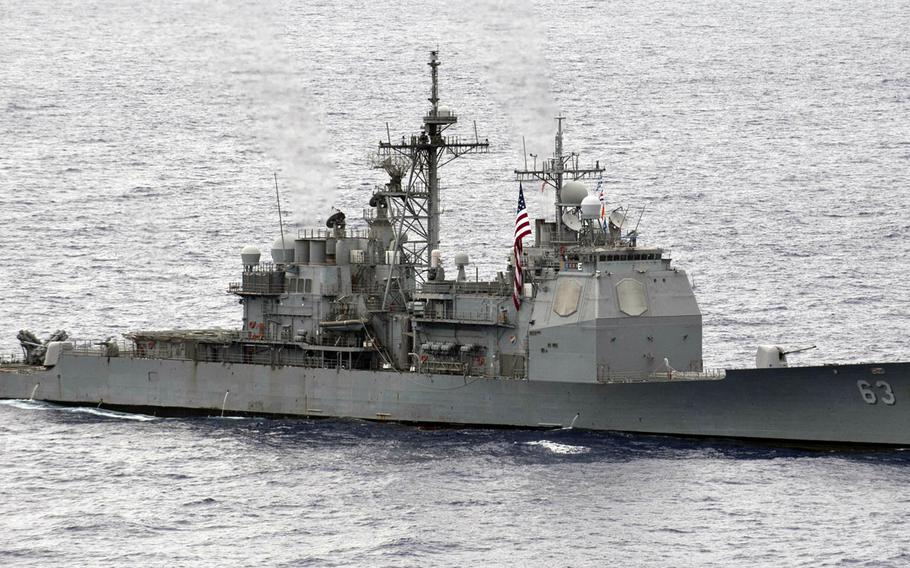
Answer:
372 50 489 286
514 116 604 245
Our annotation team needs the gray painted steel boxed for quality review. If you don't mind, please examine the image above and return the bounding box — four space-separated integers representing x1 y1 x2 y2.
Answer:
4 52 907 447
2 354 908 445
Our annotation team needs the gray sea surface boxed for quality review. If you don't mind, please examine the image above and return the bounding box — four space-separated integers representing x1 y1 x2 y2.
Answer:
1 0 909 566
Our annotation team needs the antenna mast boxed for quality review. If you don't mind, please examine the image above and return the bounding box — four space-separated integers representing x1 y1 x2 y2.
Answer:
374 51 489 286
273 172 286 250
515 115 604 246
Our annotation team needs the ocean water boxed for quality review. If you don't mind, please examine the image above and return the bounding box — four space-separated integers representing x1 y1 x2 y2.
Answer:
1 0 909 565
3 402 910 567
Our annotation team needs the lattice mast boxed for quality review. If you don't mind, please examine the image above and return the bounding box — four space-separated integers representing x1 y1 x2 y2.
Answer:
375 51 489 284
514 116 604 244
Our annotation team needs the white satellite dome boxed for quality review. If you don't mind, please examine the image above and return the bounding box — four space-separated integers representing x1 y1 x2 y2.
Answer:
270 236 294 263
454 252 470 266
437 105 453 117
561 180 588 206
580 194 602 219
241 245 261 266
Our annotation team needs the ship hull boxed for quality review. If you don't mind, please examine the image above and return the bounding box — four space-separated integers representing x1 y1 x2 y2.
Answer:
2 353 908 446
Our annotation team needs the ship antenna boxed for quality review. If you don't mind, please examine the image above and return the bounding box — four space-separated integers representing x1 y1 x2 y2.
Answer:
429 50 439 113
522 136 528 170
273 172 286 251
554 114 565 242
374 50 489 285
514 115 603 250
630 203 647 242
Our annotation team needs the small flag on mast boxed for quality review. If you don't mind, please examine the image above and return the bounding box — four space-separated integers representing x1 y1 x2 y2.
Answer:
513 183 532 310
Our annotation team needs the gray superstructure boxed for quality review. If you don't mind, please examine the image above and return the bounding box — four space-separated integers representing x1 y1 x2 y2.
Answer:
2 52 908 446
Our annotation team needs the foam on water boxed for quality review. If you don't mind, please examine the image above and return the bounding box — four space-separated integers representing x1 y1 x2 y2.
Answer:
63 406 158 422
0 399 51 411
524 440 591 455
0 399 157 421
205 416 250 421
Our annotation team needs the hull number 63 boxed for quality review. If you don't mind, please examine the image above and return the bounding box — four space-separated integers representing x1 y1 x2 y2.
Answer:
857 380 896 405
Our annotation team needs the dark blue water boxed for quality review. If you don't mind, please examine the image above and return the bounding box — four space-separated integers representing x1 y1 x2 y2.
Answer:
3 401 910 567
2 0 910 565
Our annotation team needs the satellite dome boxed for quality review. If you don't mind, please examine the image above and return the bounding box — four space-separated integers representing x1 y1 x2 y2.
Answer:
437 105 452 117
580 194 602 219
561 180 587 206
241 245 261 266
270 236 294 263
454 253 470 266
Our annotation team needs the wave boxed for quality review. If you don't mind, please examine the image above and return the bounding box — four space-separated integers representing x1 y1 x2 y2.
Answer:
0 399 51 411
66 407 158 421
0 399 156 421
205 415 250 420
524 440 590 455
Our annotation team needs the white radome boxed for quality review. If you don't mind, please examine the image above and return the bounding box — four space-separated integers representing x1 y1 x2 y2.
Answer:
241 245 261 266
580 194 602 219
561 180 588 205
271 236 293 263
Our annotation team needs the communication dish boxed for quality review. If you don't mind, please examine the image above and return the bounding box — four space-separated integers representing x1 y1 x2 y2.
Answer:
562 211 583 232
326 211 346 228
608 208 627 229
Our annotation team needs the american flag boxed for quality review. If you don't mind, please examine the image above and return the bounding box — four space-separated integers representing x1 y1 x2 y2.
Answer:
513 184 532 309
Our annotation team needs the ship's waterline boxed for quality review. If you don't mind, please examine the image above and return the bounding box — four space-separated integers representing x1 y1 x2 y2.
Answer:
3 51 908 447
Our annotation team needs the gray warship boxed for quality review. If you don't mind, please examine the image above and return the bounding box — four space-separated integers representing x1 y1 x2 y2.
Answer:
2 52 908 446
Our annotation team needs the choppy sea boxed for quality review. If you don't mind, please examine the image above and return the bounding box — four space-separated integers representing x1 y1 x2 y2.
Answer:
1 0 909 565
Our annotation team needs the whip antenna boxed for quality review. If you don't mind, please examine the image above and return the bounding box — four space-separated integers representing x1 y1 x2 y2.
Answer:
273 172 286 250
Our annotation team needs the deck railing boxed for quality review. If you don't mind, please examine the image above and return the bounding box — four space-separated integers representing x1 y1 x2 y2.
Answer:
0 352 23 365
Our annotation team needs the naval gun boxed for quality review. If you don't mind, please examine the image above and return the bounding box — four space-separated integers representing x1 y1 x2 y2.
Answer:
2 50 909 446
17 329 69 365
756 344 818 368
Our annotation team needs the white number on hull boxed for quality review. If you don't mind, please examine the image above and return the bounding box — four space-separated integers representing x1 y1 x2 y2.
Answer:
857 380 877 403
877 381 896 405
857 380 896 405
